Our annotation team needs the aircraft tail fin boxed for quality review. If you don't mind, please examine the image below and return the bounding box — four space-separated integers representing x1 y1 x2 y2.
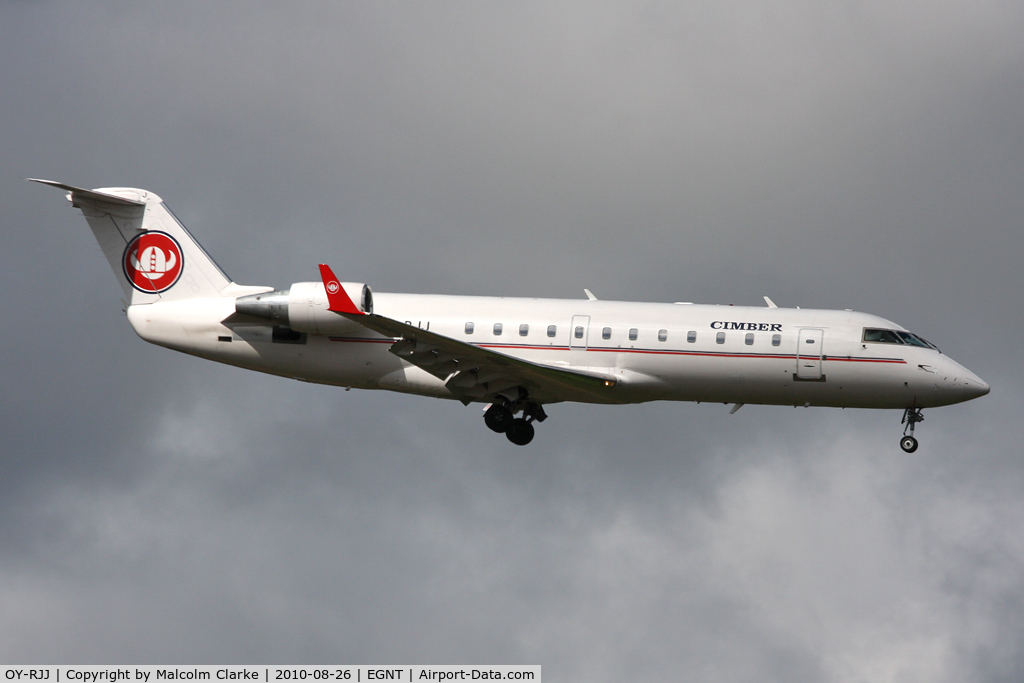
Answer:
31 179 233 304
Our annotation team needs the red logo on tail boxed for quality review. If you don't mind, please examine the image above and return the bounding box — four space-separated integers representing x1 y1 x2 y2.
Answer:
123 231 184 293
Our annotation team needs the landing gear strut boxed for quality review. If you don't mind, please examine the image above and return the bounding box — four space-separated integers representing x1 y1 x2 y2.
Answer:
900 408 924 453
483 399 546 446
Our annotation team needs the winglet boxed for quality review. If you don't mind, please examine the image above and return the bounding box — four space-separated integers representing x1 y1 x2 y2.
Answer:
318 264 363 315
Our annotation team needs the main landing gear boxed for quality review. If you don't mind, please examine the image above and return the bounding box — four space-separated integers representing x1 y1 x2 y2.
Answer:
483 400 547 446
900 408 924 453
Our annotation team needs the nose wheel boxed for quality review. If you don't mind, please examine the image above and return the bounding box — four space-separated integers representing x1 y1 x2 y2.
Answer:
900 408 923 453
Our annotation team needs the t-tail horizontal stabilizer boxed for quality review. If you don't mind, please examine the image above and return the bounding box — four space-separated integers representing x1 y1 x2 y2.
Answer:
28 179 146 207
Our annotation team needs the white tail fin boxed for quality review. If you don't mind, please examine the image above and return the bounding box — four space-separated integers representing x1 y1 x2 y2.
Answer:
31 179 233 304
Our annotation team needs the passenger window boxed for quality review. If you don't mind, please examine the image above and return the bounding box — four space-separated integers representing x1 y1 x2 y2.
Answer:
687 330 696 343
465 322 474 335
493 323 503 336
602 327 612 340
519 324 529 337
575 326 584 339
716 332 725 344
745 333 754 345
806 338 815 344
658 329 668 342
772 333 781 346
547 325 557 338
629 328 638 341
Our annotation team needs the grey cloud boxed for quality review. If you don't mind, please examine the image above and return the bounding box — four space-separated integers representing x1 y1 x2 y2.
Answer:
2 1 1023 681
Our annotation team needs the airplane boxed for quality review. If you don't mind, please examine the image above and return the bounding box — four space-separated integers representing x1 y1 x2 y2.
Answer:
32 179 990 451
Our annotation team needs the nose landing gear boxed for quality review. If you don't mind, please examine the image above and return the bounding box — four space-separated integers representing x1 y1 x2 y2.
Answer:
483 400 546 446
900 408 924 453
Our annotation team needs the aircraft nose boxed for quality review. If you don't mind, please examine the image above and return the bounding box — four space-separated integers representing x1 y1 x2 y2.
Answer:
944 356 990 400
962 372 990 399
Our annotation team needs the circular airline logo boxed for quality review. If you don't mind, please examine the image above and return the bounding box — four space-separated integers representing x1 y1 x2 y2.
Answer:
326 280 341 294
123 231 184 293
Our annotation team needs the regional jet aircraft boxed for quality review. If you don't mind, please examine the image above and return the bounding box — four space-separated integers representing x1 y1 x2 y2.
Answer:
33 180 990 450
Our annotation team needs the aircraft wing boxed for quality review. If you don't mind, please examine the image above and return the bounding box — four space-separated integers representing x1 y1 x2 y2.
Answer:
318 265 618 404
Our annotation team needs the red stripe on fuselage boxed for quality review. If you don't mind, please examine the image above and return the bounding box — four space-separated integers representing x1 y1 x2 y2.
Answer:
326 337 907 364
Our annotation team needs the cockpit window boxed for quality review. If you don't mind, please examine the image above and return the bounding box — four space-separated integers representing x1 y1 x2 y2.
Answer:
896 331 926 347
896 331 939 350
863 328 903 344
864 328 939 350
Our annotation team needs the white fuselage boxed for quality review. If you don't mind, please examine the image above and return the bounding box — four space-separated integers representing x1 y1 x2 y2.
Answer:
126 288 989 410
33 178 989 450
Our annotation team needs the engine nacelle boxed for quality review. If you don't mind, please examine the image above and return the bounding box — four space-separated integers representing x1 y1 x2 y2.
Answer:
235 281 372 334
286 281 372 334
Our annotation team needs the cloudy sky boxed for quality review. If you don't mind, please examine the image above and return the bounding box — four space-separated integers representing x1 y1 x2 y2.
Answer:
2 1 1023 680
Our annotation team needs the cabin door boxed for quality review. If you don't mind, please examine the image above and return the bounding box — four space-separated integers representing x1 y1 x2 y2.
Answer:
796 328 824 380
